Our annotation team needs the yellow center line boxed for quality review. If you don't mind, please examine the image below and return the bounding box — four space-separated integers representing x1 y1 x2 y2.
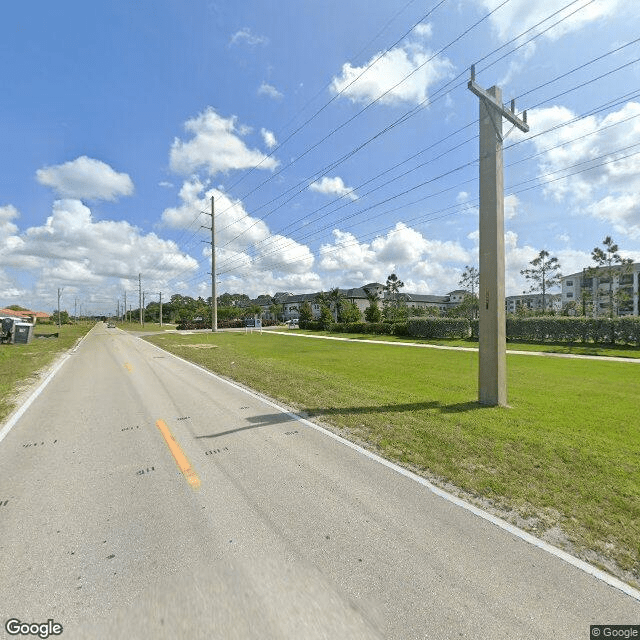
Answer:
155 419 201 489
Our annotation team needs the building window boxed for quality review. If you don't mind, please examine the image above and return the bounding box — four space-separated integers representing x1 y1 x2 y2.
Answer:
566 293 573 298
566 280 573 287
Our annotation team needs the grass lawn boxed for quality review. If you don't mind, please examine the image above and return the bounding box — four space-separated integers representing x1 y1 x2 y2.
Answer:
0 323 92 423
283 328 640 359
144 329 640 584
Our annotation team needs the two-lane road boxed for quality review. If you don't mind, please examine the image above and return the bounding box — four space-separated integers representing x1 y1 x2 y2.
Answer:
0 323 638 639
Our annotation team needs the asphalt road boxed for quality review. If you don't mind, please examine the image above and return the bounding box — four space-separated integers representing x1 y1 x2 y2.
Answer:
0 323 638 639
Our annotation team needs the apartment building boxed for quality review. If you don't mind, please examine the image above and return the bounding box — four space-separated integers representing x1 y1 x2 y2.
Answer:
505 293 562 314
561 262 640 316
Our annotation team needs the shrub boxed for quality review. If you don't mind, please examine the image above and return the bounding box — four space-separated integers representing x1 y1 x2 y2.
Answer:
407 318 471 339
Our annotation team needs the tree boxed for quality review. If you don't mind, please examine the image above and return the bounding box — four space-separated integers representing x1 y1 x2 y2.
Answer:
459 266 479 297
340 301 362 323
589 236 633 318
458 265 480 319
520 250 562 314
364 289 382 322
299 301 313 323
269 303 282 322
314 291 333 324
383 273 406 321
327 287 345 322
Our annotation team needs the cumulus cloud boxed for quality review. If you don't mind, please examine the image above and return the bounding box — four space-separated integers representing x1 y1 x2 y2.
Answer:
331 37 452 105
319 223 472 294
36 156 134 201
258 82 283 99
229 28 268 47
480 0 620 43
513 101 640 237
170 108 279 176
309 176 358 200
162 178 317 285
0 204 19 237
2 199 197 289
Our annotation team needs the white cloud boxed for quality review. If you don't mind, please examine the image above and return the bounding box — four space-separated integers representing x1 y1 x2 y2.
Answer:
2 199 197 287
319 223 472 294
309 176 358 201
0 204 19 238
258 82 283 100
170 108 279 177
504 194 520 220
229 28 268 47
260 128 277 150
513 101 640 237
162 179 318 288
480 0 621 43
331 38 452 105
587 193 640 239
36 156 134 201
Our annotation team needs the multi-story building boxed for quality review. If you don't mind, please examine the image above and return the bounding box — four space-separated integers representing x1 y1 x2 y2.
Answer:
253 283 470 321
505 293 561 314
561 262 640 316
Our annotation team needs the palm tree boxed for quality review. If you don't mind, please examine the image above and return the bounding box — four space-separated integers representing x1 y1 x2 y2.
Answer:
327 287 345 322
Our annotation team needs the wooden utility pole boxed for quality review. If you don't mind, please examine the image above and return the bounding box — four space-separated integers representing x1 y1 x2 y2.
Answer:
468 66 529 406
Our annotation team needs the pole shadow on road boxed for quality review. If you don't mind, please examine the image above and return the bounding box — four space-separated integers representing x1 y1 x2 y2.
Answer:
195 413 296 439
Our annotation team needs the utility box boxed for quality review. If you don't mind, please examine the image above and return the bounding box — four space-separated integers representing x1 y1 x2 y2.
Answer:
13 322 34 344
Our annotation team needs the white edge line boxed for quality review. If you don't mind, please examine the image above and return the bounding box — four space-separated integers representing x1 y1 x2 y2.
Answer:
143 337 640 602
0 331 91 445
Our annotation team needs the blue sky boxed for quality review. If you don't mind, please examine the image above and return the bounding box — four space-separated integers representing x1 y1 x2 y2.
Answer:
1 0 639 315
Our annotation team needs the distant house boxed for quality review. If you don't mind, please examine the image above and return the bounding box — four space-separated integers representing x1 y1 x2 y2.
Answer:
0 308 50 323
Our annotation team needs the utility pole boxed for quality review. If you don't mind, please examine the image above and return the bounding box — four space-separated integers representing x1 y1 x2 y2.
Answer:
57 288 62 329
468 66 529 407
124 291 127 323
138 273 142 325
203 196 217 332
142 292 145 326
116 299 120 321
159 291 163 327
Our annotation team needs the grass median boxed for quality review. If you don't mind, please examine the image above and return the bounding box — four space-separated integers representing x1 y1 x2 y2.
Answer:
0 323 92 424
144 329 640 585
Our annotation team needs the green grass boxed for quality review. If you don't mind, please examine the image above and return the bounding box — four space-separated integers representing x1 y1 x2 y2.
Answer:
282 328 640 359
145 330 640 583
0 323 92 423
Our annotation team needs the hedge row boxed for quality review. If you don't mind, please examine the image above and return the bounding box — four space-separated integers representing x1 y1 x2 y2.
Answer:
301 316 640 345
502 317 640 345
407 318 471 339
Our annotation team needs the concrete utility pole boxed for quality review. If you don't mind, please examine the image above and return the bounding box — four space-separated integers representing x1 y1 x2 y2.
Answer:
138 274 142 325
124 291 127 323
57 288 62 329
142 292 145 326
159 291 163 327
203 196 218 332
468 66 529 406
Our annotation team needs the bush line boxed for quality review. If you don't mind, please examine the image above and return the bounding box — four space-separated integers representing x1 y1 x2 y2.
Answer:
300 316 640 346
